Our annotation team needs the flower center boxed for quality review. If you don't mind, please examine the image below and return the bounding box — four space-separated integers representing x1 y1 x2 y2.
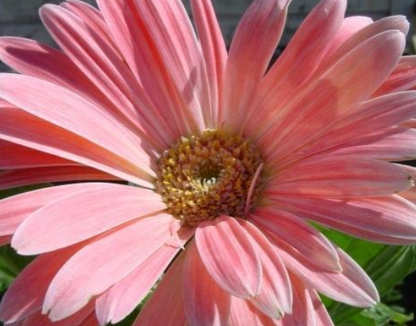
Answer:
156 130 264 226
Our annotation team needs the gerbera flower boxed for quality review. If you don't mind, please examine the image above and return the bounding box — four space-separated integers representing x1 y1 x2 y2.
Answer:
0 0 416 325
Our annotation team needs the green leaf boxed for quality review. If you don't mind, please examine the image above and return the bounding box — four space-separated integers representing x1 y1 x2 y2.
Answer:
319 228 416 324
344 303 413 326
0 184 49 200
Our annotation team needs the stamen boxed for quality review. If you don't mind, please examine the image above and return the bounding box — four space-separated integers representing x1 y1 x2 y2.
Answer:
156 130 264 226
245 163 264 216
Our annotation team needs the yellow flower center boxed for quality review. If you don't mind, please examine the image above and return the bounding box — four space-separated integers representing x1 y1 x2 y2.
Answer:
156 130 264 226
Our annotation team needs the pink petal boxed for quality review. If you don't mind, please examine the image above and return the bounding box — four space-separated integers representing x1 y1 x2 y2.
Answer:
0 246 81 323
0 139 72 169
245 0 347 135
272 239 379 307
324 16 373 59
256 30 406 163
96 0 201 136
0 74 155 184
399 186 416 203
329 127 416 161
59 1 113 45
183 241 231 326
133 0 208 131
284 91 416 166
0 183 111 237
77 313 99 326
0 235 11 246
95 229 192 325
132 254 187 326
12 184 165 255
373 56 416 96
280 275 316 326
271 195 416 244
309 290 334 326
21 303 94 326
267 156 413 198
0 37 102 102
0 107 146 186
251 209 341 272
402 118 416 128
190 0 227 127
196 216 262 298
43 214 178 321
242 221 292 317
222 0 291 130
40 5 173 149
228 297 279 326
0 166 118 191
317 16 409 77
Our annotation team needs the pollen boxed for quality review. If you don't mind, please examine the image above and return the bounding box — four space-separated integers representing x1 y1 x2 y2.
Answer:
156 130 264 226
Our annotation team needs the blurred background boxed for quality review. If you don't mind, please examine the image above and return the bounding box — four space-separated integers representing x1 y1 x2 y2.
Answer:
0 0 416 325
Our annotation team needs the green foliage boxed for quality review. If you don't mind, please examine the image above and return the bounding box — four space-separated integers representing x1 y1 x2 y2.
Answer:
342 303 413 326
321 228 416 325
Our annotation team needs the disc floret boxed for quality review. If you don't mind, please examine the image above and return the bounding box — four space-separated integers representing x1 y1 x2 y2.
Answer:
156 130 264 226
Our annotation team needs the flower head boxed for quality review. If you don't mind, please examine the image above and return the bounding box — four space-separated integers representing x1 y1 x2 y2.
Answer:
0 0 416 325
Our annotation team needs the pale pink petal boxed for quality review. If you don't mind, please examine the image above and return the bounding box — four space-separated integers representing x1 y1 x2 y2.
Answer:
0 37 102 101
95 229 193 325
333 92 416 136
0 139 72 169
280 275 316 326
0 246 81 323
317 16 409 77
133 0 208 131
222 0 291 130
329 127 416 161
183 241 231 326
43 214 179 321
132 254 187 326
373 56 416 96
0 74 155 183
96 0 201 136
251 209 340 272
309 290 334 326
0 183 111 237
190 0 227 127
195 216 262 298
228 297 279 326
59 1 114 46
244 0 347 134
0 107 148 186
242 220 292 317
399 186 416 203
12 184 165 255
324 16 373 59
0 167 118 191
40 5 173 149
271 238 379 307
257 30 406 163
271 195 416 244
282 91 416 166
267 156 413 198
21 303 94 326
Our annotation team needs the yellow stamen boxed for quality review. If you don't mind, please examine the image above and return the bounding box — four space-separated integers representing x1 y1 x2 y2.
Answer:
156 130 264 226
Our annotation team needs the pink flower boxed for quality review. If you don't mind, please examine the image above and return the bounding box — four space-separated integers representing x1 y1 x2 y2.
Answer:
0 0 416 325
